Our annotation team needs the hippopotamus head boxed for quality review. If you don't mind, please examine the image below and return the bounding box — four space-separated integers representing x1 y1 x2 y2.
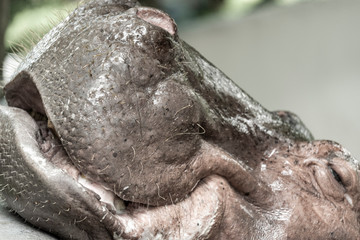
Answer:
1 0 359 239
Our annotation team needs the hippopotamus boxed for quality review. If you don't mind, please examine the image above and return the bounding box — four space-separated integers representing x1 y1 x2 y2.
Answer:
0 0 359 239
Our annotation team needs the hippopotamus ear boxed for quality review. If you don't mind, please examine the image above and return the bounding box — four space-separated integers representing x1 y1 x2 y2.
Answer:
136 7 178 35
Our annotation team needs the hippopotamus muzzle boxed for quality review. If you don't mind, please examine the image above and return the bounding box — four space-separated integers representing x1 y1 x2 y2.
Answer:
1 0 360 239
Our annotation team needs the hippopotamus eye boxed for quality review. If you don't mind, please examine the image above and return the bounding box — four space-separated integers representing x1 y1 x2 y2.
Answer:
329 167 343 185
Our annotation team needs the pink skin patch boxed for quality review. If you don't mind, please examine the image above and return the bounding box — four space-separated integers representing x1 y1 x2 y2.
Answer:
136 7 177 35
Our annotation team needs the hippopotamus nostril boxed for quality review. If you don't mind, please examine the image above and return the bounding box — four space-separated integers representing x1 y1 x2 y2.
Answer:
329 167 342 184
330 158 360 193
301 155 360 205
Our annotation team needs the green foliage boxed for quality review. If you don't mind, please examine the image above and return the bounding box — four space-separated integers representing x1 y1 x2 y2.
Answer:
10 0 70 20
5 0 309 54
6 0 77 53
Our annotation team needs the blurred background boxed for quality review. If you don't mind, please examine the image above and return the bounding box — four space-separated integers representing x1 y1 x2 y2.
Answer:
1 0 359 159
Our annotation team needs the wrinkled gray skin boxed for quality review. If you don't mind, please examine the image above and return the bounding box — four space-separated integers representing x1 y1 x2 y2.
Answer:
1 0 360 239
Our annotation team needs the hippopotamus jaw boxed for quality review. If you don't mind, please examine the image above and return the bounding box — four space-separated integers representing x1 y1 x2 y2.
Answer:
0 84 227 239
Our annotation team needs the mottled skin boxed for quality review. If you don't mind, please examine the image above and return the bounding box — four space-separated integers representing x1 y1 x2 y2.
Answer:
0 0 359 239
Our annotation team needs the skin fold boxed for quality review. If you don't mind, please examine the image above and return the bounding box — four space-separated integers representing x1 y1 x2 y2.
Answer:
0 0 359 239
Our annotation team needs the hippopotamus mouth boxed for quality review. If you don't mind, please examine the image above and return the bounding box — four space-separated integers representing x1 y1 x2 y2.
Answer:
1 97 231 239
1 0 360 239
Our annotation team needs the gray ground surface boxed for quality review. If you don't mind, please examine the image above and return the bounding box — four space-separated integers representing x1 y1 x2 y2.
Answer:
1 0 359 238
